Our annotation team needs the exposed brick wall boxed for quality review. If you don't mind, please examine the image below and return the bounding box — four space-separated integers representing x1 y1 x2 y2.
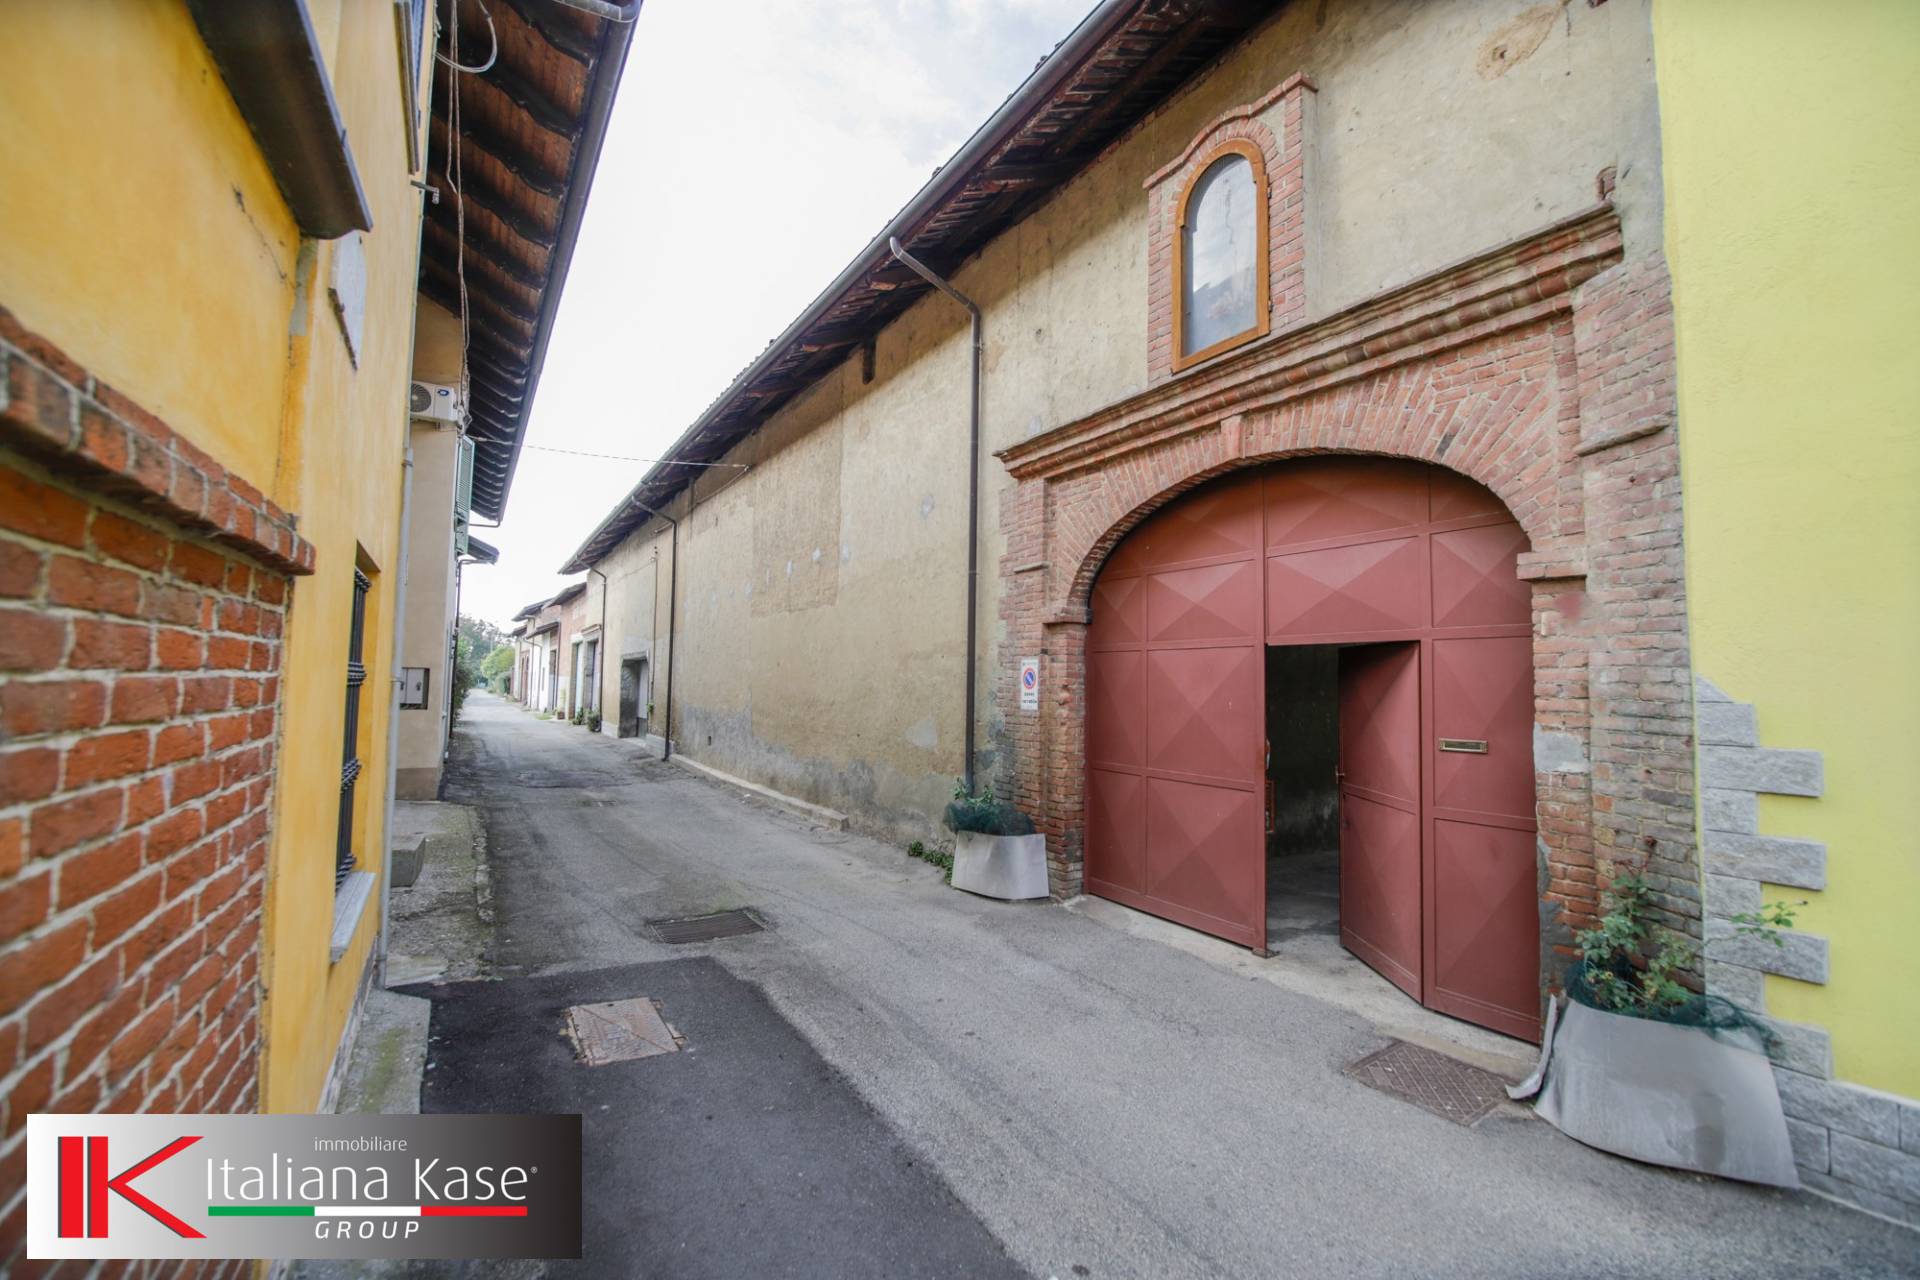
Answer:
995 205 1694 999
0 315 311 1274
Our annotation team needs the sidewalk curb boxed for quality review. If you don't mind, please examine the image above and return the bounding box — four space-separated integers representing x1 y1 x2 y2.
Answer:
670 753 851 830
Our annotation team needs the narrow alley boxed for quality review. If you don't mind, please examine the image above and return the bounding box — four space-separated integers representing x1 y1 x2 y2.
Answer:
384 694 1917 1279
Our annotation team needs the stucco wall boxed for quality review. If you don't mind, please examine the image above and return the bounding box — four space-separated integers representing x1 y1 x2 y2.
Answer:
585 0 1665 845
395 423 461 797
257 0 427 1111
1657 0 1919 1099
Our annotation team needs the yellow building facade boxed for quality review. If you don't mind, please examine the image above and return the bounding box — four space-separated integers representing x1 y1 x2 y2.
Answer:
0 0 432 1184
1656 0 1920 1216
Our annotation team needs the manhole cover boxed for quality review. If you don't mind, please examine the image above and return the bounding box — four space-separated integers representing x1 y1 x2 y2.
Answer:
643 908 765 944
1343 1040 1511 1126
565 997 682 1066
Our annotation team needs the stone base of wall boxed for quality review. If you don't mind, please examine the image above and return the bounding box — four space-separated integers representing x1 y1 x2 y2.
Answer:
1698 675 1919 1228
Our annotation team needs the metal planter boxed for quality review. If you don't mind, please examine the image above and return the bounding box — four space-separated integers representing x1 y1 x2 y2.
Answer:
949 831 1049 901
1521 998 1799 1188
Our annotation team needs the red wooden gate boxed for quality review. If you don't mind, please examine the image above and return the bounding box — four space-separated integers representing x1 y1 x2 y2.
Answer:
1085 458 1540 1039
1086 480 1267 948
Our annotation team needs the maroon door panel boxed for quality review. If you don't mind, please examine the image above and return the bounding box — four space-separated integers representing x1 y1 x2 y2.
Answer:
1086 768 1147 895
1264 457 1428 547
1428 819 1540 1040
1266 536 1427 640
1431 636 1535 818
1338 643 1424 999
1145 647 1261 785
1084 471 1265 950
1430 523 1533 628
1146 560 1264 644
1145 777 1263 940
1085 650 1146 769
1084 461 1540 1040
1426 634 1539 1039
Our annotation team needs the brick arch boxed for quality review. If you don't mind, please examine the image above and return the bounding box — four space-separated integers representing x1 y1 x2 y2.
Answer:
995 210 1698 1000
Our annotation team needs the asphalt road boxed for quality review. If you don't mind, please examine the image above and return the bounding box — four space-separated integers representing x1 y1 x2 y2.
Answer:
436 693 1918 1279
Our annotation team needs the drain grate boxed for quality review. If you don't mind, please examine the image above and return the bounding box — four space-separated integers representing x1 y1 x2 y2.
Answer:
565 997 682 1066
642 908 765 944
1343 1040 1511 1126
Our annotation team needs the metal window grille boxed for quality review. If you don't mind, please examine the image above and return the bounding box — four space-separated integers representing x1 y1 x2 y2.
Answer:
335 567 371 891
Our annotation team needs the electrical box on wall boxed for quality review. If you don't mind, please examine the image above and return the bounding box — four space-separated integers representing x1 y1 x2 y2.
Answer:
400 666 429 709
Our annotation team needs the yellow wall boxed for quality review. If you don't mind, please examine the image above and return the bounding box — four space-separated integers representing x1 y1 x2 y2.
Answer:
0 0 429 1111
258 0 430 1112
1656 0 1920 1095
0 2 299 488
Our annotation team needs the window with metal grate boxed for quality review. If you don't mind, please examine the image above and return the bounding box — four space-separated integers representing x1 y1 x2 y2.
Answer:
336 567 371 891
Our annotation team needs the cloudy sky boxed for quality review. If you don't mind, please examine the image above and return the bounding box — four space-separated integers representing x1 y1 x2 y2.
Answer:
463 0 1094 627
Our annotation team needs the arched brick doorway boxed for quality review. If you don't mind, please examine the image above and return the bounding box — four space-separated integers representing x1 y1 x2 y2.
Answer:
994 209 1699 1046
1084 457 1539 1039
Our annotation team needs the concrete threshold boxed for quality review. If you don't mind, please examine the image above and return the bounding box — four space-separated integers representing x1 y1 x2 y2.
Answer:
1064 894 1539 1080
670 753 851 830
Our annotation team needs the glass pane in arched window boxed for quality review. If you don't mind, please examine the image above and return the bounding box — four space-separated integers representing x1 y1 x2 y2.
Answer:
1181 154 1258 356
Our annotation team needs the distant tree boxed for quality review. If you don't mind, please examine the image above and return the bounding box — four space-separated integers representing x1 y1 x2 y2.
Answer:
451 616 511 723
481 643 514 691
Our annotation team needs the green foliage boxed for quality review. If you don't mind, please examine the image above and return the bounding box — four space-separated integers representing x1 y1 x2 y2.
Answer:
1573 872 1802 1016
452 615 513 723
907 839 954 885
944 779 1035 836
587 710 602 733
1730 898 1804 944
481 643 514 691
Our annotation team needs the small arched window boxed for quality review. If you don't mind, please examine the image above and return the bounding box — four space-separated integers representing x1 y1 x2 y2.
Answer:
1175 142 1269 369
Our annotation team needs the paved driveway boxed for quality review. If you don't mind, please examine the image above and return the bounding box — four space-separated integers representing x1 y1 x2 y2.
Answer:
439 693 1917 1279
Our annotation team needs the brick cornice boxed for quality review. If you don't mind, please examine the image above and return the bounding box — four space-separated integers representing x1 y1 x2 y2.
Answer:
1000 204 1623 482
0 306 314 576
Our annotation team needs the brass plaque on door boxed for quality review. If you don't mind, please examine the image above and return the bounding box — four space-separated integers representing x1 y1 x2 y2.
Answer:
1439 738 1488 754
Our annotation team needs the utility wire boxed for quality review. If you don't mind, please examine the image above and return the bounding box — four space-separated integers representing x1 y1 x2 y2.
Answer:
521 444 750 468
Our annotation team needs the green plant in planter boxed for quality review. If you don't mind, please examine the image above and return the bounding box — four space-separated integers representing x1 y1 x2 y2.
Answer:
587 710 602 733
1570 870 1803 1025
944 780 1035 837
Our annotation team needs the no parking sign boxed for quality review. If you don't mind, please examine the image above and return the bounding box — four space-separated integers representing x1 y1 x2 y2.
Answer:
1019 657 1040 711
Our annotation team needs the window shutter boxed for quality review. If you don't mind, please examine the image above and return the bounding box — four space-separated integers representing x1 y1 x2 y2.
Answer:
454 434 475 556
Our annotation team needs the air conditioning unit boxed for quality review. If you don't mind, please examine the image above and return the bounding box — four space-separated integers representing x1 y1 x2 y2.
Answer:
408 380 463 424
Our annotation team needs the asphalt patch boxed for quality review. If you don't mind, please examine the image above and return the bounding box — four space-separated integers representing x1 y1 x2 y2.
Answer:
402 960 1026 1278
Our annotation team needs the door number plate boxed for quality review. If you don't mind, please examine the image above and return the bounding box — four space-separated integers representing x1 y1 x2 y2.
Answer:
1439 738 1488 754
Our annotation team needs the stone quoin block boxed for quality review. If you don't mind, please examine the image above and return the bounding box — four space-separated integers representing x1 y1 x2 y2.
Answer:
1829 1134 1920 1207
1700 744 1825 797
1705 918 1828 983
1699 786 1758 834
1775 1069 1904 1147
1703 831 1828 891
1755 1015 1833 1079
1696 699 1758 747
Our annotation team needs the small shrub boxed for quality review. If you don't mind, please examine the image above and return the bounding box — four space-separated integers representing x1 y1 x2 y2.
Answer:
587 710 602 733
1571 868 1802 1023
944 780 1035 836
907 839 954 885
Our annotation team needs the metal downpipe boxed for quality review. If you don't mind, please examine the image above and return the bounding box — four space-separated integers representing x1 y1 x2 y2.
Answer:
887 237 981 795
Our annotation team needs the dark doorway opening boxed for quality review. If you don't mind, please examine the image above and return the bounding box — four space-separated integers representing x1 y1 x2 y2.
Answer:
1264 645 1340 951
619 657 649 739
